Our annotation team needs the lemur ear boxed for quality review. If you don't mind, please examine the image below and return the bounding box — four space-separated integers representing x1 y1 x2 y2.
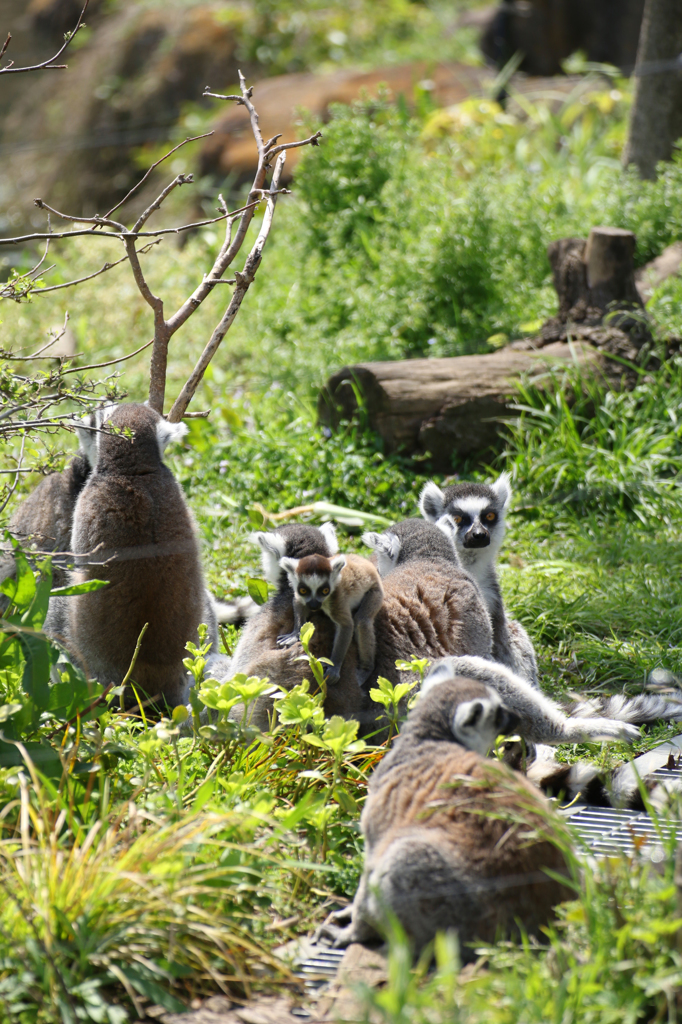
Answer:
421 658 455 695
279 556 300 576
419 481 445 523
156 419 189 457
250 531 287 584
491 471 512 510
75 403 119 468
319 520 339 555
362 531 401 576
330 554 347 580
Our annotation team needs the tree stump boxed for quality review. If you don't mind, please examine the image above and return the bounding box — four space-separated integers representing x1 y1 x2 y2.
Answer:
318 341 600 471
541 226 650 346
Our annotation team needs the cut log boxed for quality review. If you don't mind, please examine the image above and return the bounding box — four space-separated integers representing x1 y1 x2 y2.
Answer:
542 226 649 346
318 341 600 470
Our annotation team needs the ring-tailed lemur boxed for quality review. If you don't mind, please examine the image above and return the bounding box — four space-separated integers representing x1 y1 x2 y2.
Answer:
226 521 494 733
225 523 371 727
419 473 538 686
45 403 229 706
425 655 682 749
316 674 571 956
278 552 383 685
362 517 461 575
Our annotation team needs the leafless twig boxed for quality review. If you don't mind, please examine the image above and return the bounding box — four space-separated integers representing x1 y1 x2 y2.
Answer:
0 0 89 75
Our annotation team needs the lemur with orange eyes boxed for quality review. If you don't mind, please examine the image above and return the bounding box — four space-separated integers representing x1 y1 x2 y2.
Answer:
419 472 538 687
278 552 384 685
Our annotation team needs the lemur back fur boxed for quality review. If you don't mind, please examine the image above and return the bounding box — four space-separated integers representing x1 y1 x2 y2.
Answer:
317 677 572 956
44 403 223 708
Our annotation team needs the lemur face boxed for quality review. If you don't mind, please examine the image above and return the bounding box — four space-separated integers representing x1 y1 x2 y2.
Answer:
279 553 346 609
452 695 520 755
420 473 511 559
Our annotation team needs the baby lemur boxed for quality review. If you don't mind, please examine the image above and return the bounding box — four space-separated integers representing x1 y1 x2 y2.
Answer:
45 403 225 707
278 552 384 685
420 472 538 686
317 675 571 956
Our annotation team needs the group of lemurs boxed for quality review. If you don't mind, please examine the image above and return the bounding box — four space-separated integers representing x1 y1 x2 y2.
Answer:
5 400 682 956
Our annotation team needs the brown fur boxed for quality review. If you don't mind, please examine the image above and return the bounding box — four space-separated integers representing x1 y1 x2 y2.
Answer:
321 678 572 956
1 455 91 596
232 556 492 734
49 404 205 707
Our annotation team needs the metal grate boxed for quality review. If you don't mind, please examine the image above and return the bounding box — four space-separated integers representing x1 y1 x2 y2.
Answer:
295 946 346 992
566 805 682 856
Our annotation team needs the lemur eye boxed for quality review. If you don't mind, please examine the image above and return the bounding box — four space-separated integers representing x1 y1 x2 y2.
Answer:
452 515 463 524
298 586 309 596
321 587 330 595
485 513 496 522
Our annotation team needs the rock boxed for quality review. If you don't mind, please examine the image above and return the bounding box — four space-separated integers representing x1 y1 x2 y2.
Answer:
480 0 645 77
0 3 246 225
635 242 682 303
199 62 489 183
199 64 587 183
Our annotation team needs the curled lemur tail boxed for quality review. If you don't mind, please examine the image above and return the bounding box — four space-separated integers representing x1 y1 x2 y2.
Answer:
524 744 670 813
566 693 682 725
211 596 259 626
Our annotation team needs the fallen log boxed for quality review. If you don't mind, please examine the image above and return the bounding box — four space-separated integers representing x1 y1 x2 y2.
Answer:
318 340 600 471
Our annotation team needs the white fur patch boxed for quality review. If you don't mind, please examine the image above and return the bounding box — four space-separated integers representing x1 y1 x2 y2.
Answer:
319 521 339 555
76 403 118 468
330 554 347 584
419 481 445 523
251 531 287 583
491 471 512 509
451 695 501 755
156 419 188 457
362 531 400 577
448 494 493 517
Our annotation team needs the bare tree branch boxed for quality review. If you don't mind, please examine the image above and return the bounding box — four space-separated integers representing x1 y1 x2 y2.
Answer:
168 150 288 422
1 71 321 448
103 132 214 220
0 1 90 76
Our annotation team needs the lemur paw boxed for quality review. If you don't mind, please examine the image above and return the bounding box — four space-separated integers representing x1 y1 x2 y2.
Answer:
277 632 299 648
313 906 354 948
324 665 341 685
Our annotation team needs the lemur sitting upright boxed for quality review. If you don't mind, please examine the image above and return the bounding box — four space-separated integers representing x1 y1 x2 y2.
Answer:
419 472 538 686
278 552 384 685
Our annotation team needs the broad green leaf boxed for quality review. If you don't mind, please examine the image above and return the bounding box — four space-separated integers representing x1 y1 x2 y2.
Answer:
18 631 55 711
192 778 215 812
246 577 269 605
334 785 359 814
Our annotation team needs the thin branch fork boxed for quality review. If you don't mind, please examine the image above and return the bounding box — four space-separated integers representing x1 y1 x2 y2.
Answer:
146 72 320 412
167 150 288 422
0 0 89 75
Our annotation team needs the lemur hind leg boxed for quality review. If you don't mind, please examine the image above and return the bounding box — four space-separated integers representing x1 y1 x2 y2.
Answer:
353 585 384 686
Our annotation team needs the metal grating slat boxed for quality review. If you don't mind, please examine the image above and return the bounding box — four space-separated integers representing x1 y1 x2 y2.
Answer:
566 805 682 856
